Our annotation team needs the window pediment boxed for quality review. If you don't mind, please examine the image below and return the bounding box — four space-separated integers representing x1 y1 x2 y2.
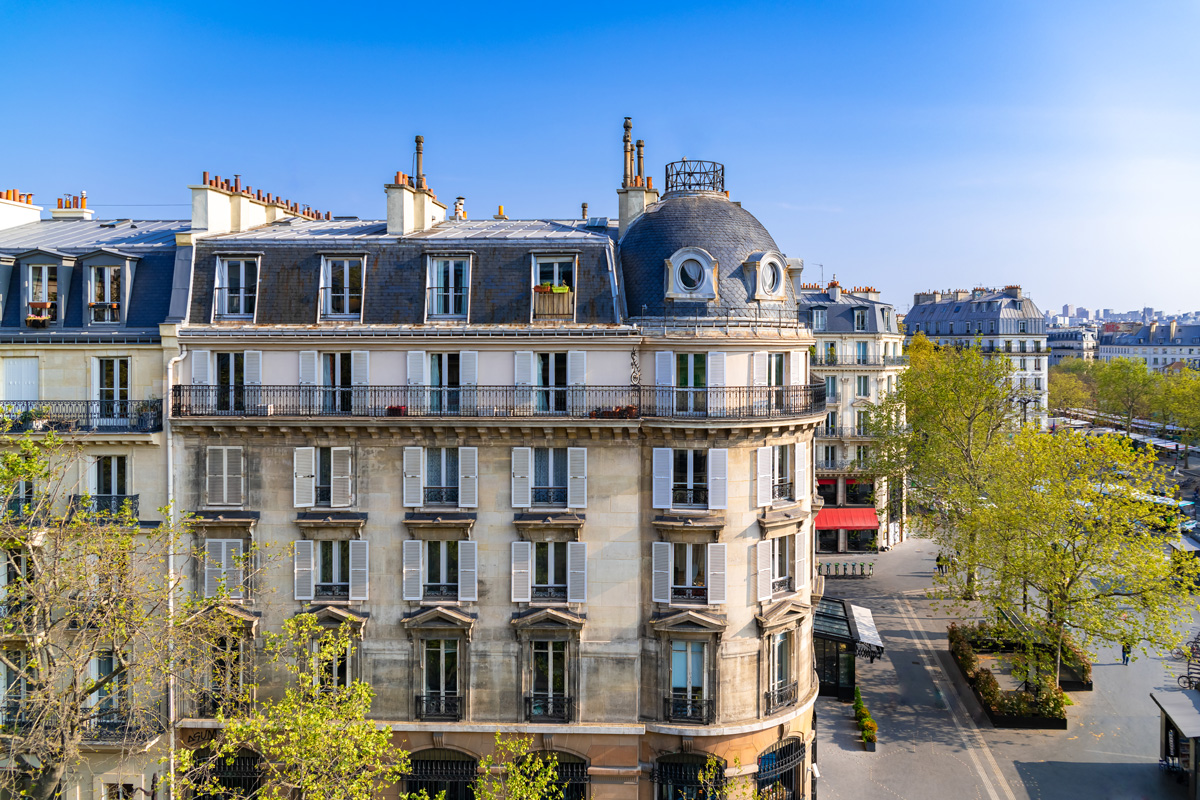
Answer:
513 512 584 541
758 507 805 538
402 605 476 636
511 607 585 633
756 597 810 634
192 510 259 539
653 513 724 541
648 609 727 634
184 602 261 637
303 605 368 631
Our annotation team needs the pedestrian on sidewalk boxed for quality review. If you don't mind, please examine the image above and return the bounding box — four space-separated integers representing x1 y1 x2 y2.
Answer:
935 554 945 576
1121 642 1131 665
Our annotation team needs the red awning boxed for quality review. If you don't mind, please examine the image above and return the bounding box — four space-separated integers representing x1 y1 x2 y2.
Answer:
815 508 879 530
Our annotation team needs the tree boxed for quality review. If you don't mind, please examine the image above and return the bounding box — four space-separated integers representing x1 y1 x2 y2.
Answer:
969 429 1200 675
0 427 245 800
474 733 564 800
1167 368 1200 469
1048 359 1095 415
175 615 409 800
1094 357 1157 433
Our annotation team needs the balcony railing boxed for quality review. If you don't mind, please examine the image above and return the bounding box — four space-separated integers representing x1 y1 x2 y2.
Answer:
424 486 460 506
672 487 709 507
1 400 163 433
2 703 161 742
172 384 827 422
670 586 707 604
816 426 874 439
70 494 140 518
525 693 572 723
663 695 714 725
771 481 794 502
771 576 794 595
415 693 463 721
815 459 867 472
190 690 251 719
532 487 567 506
811 355 908 367
423 583 458 601
532 289 574 321
315 583 349 600
765 681 799 714
532 585 568 600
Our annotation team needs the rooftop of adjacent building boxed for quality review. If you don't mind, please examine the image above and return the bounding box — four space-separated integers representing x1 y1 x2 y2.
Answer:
1100 320 1200 346
796 279 900 335
905 285 1044 323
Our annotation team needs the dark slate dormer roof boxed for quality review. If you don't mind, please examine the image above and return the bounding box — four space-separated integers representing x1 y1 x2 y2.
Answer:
905 289 1044 335
797 290 899 334
1106 324 1200 346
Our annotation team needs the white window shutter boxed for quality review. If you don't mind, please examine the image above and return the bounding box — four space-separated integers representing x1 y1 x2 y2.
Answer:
706 543 726 605
191 350 211 386
351 351 370 386
330 447 352 508
757 446 772 508
348 540 369 601
651 541 671 603
458 541 478 601
226 447 244 506
243 351 262 386
204 539 223 598
458 447 478 508
707 352 726 387
298 351 318 386
567 351 587 385
293 447 316 508
511 447 532 508
795 442 807 497
511 541 532 603
459 351 478 386
402 540 423 601
708 448 728 510
752 351 768 386
655 351 674 414
227 539 244 600
567 541 587 603
756 540 772 602
789 350 803 386
402 446 424 507
567 447 587 509
406 350 428 385
795 532 808 591
514 351 534 386
294 540 314 601
206 446 226 506
652 448 672 509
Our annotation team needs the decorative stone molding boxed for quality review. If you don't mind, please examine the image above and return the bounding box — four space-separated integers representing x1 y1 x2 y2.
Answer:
513 512 585 541
295 511 367 540
404 511 476 541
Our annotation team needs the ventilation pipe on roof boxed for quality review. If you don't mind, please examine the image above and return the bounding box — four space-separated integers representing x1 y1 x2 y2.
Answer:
386 136 448 236
616 119 660 237
51 191 95 221
581 203 588 221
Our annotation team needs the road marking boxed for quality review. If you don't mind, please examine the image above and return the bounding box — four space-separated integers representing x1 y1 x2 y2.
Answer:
898 598 1019 800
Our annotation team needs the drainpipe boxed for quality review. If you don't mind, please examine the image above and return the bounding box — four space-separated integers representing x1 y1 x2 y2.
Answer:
165 344 186 800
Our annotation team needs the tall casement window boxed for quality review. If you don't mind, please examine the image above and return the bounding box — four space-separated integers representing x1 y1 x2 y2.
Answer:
418 640 461 720
311 634 353 688
321 258 363 319
854 308 868 331
856 409 870 436
428 352 461 413
855 341 869 364
651 541 726 606
89 456 130 516
91 265 121 322
206 446 244 506
92 650 124 716
95 357 130 420
756 444 793 505
293 446 352 508
401 537 481 603
535 542 567 600
529 640 569 721
768 630 795 710
533 447 568 506
676 352 707 414
810 308 826 331
28 265 58 322
1019 320 1028 334
292 539 368 602
428 257 469 318
672 543 706 603
666 640 711 723
425 541 458 600
513 350 586 415
824 410 838 437
824 375 836 400
652 448 727 511
402 446 479 509
2 649 28 717
425 447 460 506
317 540 352 600
535 352 567 413
216 258 257 318
203 539 245 599
511 447 586 510
855 375 870 397
510 540 588 604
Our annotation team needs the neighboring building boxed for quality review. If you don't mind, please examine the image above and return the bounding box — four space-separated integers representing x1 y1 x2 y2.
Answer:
796 280 907 553
904 286 1049 428
164 123 851 800
1047 327 1097 366
1097 320 1200 370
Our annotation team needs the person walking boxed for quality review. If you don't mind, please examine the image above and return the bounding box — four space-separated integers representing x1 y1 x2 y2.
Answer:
1121 642 1132 666
935 554 945 576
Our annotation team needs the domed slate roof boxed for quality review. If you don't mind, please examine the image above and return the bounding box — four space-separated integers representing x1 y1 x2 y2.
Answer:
618 192 798 320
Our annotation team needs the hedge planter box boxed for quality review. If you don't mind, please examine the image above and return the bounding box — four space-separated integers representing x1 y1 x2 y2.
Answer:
862 739 877 752
966 641 1092 692
970 684 1070 730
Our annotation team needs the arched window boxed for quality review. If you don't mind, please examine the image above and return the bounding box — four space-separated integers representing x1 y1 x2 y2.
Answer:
651 752 724 800
406 748 477 800
756 738 806 800
528 751 590 800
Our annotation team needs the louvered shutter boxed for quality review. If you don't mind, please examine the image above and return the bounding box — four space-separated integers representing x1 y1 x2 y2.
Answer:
204 539 223 598
298 351 318 385
708 448 728 510
226 539 244 600
795 442 807 497
566 447 587 509
226 447 244 506
707 351 727 416
706 543 726 605
294 540 314 601
407 351 428 384
514 351 534 411
191 350 211 386
458 541 478 601
330 447 352 507
511 447 532 508
567 350 586 413
348 540 369 601
511 541 532 603
459 351 478 414
402 447 424 507
244 351 262 385
350 351 370 385
652 448 672 509
207 447 226 506
567 541 587 603
757 446 772 507
655 351 674 414
790 350 803 385
756 540 772 602
795 532 808 591
293 447 316 508
752 351 768 386
651 541 671 603
402 540 423 601
458 447 478 508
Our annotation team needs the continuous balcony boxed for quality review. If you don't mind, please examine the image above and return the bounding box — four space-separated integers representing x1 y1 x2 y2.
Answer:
810 355 908 368
816 426 875 439
1 400 163 434
70 494 140 518
172 384 827 422
815 459 869 473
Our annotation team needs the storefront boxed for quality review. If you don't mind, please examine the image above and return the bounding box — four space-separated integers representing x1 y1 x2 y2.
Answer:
812 597 885 700
1151 691 1200 797
814 507 880 553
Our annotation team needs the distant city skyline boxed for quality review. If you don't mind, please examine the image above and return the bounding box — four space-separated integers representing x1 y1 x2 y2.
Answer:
3 1 1199 310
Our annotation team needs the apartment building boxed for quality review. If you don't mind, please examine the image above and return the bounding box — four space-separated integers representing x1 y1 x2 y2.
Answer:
1097 321 1200 370
796 280 906 553
165 124 845 799
1047 327 1097 366
905 286 1049 428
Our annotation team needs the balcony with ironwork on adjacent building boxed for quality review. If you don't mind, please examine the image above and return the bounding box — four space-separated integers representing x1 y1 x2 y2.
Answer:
415 694 463 721
1 400 163 434
765 681 799 714
525 693 573 723
663 695 714 725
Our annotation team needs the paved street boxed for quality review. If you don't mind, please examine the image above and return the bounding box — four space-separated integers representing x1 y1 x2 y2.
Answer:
816 537 1193 800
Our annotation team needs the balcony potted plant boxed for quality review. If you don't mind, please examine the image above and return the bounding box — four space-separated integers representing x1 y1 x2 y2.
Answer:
551 284 570 294
533 282 553 294
28 301 51 310
25 314 49 329
385 405 407 417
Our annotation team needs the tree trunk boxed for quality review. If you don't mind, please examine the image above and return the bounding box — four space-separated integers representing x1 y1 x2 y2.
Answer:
29 761 67 800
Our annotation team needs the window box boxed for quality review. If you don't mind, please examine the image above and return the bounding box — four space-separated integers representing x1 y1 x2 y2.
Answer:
386 405 408 417
25 316 49 328
534 284 553 294
27 302 52 310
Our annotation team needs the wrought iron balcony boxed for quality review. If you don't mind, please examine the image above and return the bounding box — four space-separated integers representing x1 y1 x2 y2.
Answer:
1 400 162 433
670 586 708 604
525 693 573 723
663 695 714 725
532 585 568 600
415 693 463 721
172 384 827 422
815 459 868 473
816 426 874 439
423 583 458 601
532 487 567 506
70 494 139 518
771 481 794 502
315 583 349 600
765 681 799 714
190 690 251 719
671 487 709 507
771 576 794 595
424 486 460 506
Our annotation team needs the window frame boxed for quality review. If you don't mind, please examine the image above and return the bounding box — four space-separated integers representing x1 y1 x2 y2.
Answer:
27 264 59 324
671 449 708 508
854 308 868 332
424 540 460 600
426 255 471 320
810 308 826 331
215 257 259 320
532 447 569 507
319 257 364 321
89 264 122 324
669 639 709 701
316 539 352 600
533 541 569 600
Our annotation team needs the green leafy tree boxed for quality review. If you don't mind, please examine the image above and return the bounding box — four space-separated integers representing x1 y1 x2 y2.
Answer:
1167 367 1200 469
1095 357 1158 433
474 733 564 800
1048 359 1096 414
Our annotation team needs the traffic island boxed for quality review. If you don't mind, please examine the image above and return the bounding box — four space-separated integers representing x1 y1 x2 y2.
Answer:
949 622 1070 730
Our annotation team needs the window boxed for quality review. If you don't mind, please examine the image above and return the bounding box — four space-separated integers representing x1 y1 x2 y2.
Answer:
855 375 870 397
824 375 836 400
533 447 568 506
27 265 58 323
1019 340 1027 353
675 353 707 414
425 447 460 506
420 640 460 720
208 635 246 710
672 449 707 507
824 410 838 437
311 634 352 688
94 455 128 503
91 650 124 715
536 257 574 289
534 542 567 600
1034 377 1042 391
203 539 244 599
771 445 792 502
856 409 869 436
529 640 568 721
671 543 707 603
881 308 891 330
854 446 870 467
1019 320 1028 333
91 265 121 323
771 536 793 594
104 785 134 800
810 308 826 331
1019 358 1027 371
947 321 954 335
854 309 867 331
425 541 459 600
756 739 805 799
2 649 27 721
768 631 794 705
535 352 568 413
654 754 723 800
216 258 257 318
988 320 996 334
975 321 982 334
213 351 264 413
855 341 869 364
293 446 352 508
316 540 351 599
95 358 130 421
321 258 363 319
846 479 873 504
886 375 895 393
428 258 468 317
1004 341 1012 353
667 641 710 722
314 447 350 507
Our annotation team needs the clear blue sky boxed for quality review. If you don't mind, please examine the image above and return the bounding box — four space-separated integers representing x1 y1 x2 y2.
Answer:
3 1 1198 313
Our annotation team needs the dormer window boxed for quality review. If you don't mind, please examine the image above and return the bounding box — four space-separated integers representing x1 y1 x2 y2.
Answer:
427 257 469 319
28 265 58 323
665 248 717 301
810 308 826 332
321 258 363 320
533 256 575 322
90 265 121 323
215 258 257 319
854 309 868 332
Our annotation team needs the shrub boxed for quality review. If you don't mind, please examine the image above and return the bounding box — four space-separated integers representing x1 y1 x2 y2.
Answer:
974 668 1002 713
